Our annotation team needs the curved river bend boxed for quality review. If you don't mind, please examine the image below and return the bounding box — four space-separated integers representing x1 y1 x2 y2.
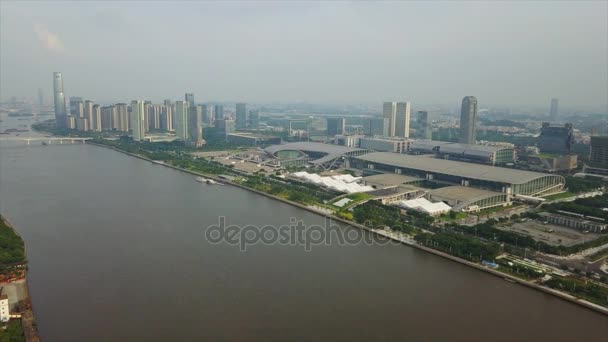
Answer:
0 134 607 341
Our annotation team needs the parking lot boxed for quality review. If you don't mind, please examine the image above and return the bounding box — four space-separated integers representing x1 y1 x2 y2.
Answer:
497 220 602 247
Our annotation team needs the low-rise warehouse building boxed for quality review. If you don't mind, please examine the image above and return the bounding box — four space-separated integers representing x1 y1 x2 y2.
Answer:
350 152 564 197
366 186 427 205
427 186 510 212
539 212 607 233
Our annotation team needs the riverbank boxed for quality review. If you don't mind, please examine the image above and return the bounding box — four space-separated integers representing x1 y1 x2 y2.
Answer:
85 141 608 316
0 216 40 342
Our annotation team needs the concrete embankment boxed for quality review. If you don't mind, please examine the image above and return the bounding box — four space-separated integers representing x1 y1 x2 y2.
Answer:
87 142 608 316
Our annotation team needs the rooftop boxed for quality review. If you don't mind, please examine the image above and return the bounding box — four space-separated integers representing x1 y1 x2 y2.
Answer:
429 186 504 202
266 142 365 165
362 173 422 186
409 139 512 157
355 152 556 184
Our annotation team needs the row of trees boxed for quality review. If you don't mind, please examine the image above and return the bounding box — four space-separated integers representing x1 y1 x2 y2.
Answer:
0 216 26 274
414 231 500 262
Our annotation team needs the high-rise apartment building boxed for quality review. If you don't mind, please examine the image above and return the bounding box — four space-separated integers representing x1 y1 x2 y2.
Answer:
175 101 189 141
550 98 559 121
70 97 84 117
92 104 102 132
115 103 129 131
383 102 397 137
101 105 116 131
326 117 346 136
53 72 68 129
162 100 173 131
417 111 431 139
459 96 478 144
235 103 248 129
84 100 94 131
395 102 411 138
130 100 146 141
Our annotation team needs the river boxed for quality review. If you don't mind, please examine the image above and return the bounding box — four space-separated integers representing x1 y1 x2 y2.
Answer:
1 117 607 341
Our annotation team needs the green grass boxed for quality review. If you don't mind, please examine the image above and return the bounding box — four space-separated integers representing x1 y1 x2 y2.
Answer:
0 320 25 342
438 212 467 221
542 192 575 201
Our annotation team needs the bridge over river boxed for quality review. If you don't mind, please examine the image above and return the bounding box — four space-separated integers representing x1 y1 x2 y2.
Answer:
0 137 92 144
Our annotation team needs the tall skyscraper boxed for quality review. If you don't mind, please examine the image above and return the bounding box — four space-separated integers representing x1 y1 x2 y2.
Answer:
130 100 146 141
326 117 346 136
163 100 173 131
550 98 559 121
395 102 411 138
188 105 204 147
235 103 248 129
70 97 84 117
459 96 478 144
53 72 68 129
417 111 431 139
364 117 390 136
185 93 194 106
382 102 396 137
175 101 189 141
214 105 224 128
37 88 44 106
101 105 116 131
92 104 102 132
84 100 94 131
115 103 129 131
249 109 260 129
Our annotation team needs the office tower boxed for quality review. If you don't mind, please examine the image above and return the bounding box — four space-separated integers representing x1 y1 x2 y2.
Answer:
92 104 102 132
589 136 608 166
200 104 210 125
70 97 84 117
185 93 194 106
175 101 189 141
550 98 559 121
130 100 146 141
326 117 346 136
249 110 260 129
235 103 248 129
459 96 478 144
213 105 225 129
383 102 396 136
53 72 68 128
115 103 129 131
218 119 235 137
418 111 431 139
538 122 574 154
84 100 94 131
38 88 44 106
364 117 390 136
149 104 161 130
188 105 204 147
395 102 411 138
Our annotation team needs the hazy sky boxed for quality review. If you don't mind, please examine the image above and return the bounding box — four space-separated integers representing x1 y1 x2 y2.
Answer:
1 1 607 109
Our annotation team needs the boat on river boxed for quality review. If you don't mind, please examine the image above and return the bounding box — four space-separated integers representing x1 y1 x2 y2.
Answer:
195 176 222 185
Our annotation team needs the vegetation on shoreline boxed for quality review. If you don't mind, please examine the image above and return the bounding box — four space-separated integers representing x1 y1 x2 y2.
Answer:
0 216 26 274
0 320 25 342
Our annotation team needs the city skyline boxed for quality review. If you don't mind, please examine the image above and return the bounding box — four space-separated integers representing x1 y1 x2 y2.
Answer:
1 1 607 109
